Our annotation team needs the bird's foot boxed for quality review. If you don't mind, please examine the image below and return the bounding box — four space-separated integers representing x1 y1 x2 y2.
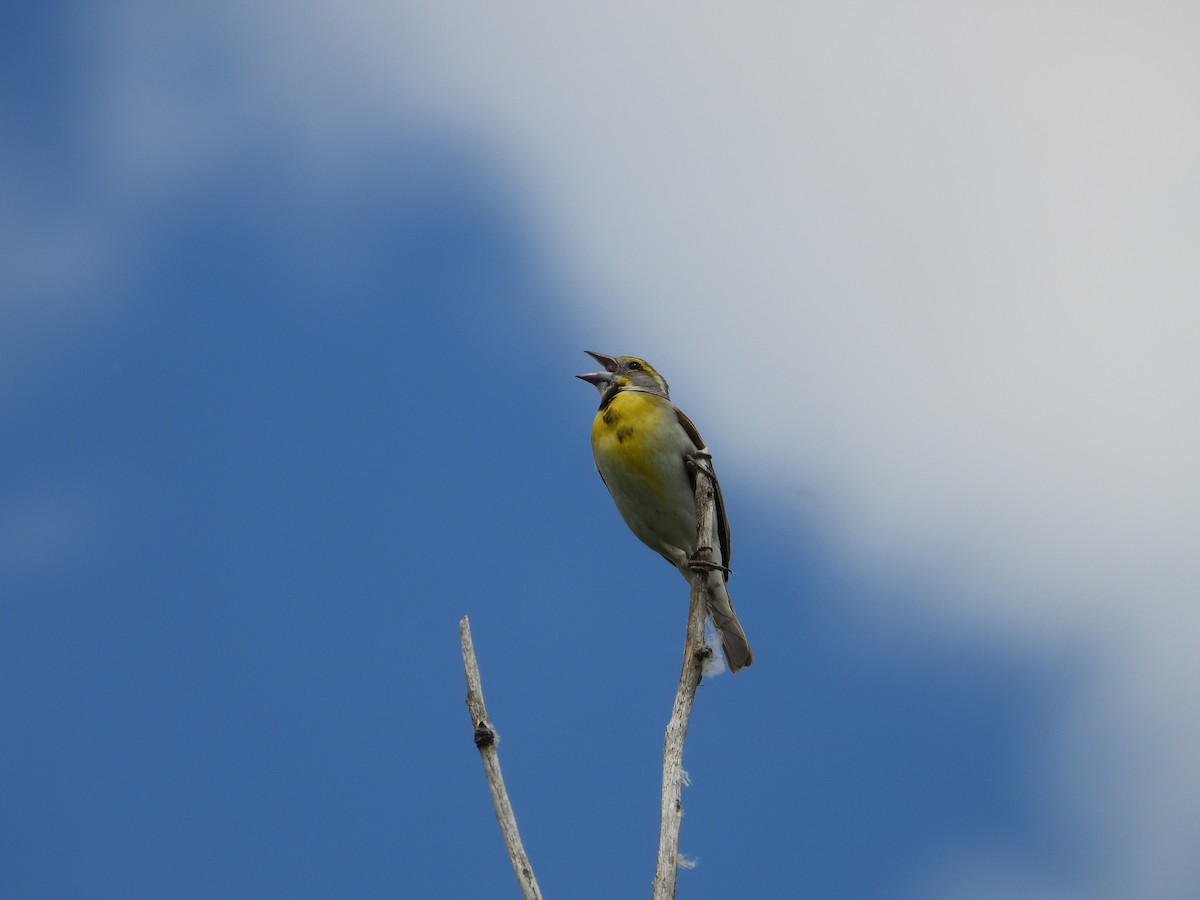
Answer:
685 450 714 476
687 548 731 576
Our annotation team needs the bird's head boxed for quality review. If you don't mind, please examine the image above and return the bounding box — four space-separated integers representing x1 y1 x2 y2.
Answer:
577 351 670 403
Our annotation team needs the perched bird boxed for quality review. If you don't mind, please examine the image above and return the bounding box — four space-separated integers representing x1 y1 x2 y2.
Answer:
577 351 753 672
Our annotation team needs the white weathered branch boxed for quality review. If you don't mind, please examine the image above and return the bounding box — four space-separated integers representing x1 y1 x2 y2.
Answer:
652 457 718 899
459 616 543 900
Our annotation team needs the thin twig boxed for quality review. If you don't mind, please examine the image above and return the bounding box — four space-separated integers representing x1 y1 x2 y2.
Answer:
459 617 543 900
652 460 718 899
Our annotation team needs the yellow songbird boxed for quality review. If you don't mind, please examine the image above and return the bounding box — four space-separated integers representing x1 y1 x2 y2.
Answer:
577 351 753 672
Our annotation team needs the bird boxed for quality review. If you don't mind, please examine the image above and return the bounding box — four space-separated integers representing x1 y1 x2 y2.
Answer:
577 351 753 672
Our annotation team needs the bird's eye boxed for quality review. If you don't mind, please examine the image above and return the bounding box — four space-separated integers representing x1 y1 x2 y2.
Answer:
628 360 642 370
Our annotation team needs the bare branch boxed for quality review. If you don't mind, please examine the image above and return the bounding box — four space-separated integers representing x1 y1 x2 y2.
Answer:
652 459 718 899
459 617 543 900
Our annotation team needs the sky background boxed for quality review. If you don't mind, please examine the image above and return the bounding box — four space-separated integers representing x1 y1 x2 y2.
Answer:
3 2 1199 898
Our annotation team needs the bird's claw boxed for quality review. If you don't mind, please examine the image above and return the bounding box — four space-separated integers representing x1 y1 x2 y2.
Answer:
687 548 731 576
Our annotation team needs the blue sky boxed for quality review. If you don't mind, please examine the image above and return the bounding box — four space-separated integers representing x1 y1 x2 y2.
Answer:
3 3 1199 898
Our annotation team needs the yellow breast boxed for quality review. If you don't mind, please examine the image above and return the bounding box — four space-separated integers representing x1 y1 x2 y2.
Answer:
590 390 674 482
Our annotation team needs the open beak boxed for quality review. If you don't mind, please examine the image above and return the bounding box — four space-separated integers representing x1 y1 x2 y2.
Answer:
577 350 618 385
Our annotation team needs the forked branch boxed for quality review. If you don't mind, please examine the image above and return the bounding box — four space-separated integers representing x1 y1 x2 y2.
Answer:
461 454 721 899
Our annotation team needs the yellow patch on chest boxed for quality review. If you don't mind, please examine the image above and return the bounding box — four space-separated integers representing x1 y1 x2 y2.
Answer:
591 391 673 479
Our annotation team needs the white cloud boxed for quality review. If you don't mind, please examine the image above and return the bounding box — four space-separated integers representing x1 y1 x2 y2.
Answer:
14 2 1200 895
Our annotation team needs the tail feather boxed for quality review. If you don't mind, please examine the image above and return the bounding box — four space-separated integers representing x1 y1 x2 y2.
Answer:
707 579 753 673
